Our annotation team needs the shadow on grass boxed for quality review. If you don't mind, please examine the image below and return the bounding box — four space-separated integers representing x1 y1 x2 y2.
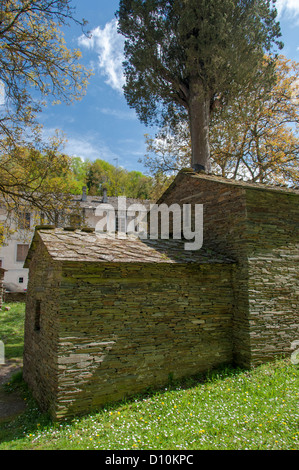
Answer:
0 362 247 448
0 371 52 446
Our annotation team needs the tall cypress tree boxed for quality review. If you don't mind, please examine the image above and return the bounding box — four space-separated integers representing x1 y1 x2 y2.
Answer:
117 0 283 172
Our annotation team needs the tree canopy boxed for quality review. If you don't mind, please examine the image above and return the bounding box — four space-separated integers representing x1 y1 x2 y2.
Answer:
76 158 155 200
142 55 299 187
0 0 90 142
0 0 91 216
211 55 299 184
0 137 81 225
117 0 283 172
0 1 92 243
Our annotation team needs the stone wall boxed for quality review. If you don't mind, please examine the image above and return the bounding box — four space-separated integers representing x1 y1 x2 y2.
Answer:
22 172 298 420
23 241 62 417
158 171 250 366
158 170 299 367
245 189 299 364
24 253 234 420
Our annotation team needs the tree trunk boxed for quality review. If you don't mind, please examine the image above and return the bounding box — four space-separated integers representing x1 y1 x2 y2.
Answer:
188 84 211 173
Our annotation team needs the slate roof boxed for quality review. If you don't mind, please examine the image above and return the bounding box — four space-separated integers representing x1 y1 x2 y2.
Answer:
72 194 152 211
24 227 234 266
158 170 299 204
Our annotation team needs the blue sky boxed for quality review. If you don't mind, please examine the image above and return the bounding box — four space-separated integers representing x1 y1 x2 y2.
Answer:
39 0 299 174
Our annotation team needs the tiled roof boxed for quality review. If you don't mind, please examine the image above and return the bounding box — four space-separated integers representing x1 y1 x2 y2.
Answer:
25 227 234 265
72 195 153 210
158 169 299 203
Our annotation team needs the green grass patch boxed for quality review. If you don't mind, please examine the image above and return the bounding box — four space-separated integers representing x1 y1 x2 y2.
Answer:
0 303 25 360
0 302 298 450
0 359 298 450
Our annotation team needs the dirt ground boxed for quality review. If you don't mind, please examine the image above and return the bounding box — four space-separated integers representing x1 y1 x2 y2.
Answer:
0 360 27 422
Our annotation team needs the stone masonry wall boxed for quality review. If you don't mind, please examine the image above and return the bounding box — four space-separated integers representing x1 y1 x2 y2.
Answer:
23 173 298 420
245 189 299 364
158 171 251 366
23 241 62 416
158 171 299 367
54 261 234 420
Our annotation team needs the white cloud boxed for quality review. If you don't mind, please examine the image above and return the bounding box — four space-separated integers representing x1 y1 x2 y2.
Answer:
78 19 125 93
64 135 120 163
100 107 137 120
41 126 119 163
276 0 299 18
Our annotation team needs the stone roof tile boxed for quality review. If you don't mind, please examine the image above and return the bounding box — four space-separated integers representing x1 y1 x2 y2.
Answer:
25 228 234 265
158 170 299 204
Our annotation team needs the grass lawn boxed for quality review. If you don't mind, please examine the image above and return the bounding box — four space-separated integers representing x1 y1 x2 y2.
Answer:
0 302 298 450
0 302 25 361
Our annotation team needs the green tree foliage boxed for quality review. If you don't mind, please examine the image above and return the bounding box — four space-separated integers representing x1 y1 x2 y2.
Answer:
0 0 91 218
211 55 299 185
142 55 299 187
0 137 82 223
0 0 90 145
84 158 154 200
117 0 283 172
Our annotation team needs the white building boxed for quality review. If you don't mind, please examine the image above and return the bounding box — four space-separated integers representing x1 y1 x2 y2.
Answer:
0 206 38 293
0 187 151 293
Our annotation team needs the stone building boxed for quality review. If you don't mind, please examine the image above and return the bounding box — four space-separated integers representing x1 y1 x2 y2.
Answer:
0 187 150 293
23 170 299 420
158 170 299 367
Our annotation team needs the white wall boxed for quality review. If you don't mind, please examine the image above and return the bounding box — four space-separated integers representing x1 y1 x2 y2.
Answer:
0 209 35 292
